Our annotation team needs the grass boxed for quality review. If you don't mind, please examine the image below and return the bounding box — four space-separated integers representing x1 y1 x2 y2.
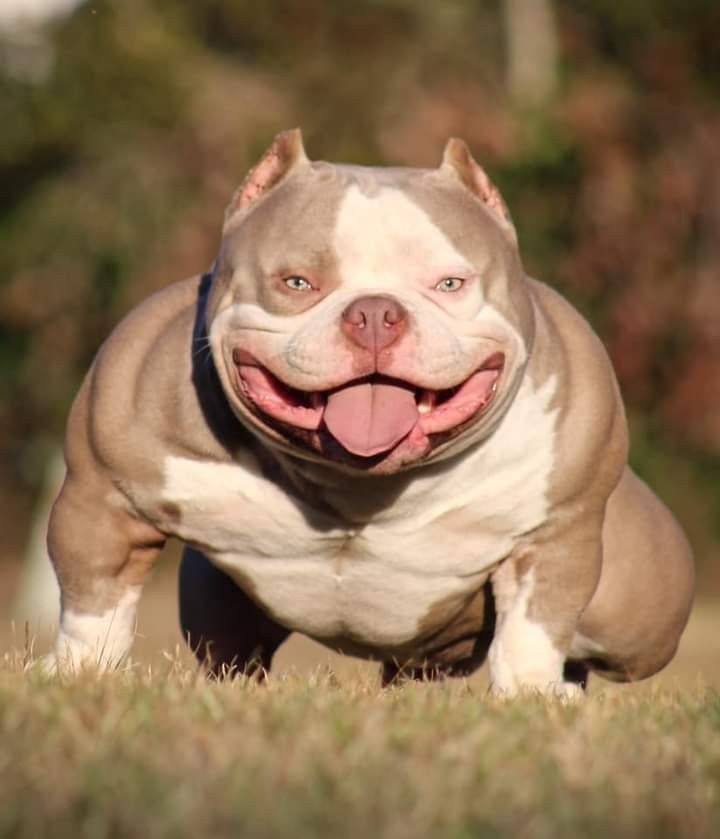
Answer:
0 648 719 839
2 564 719 839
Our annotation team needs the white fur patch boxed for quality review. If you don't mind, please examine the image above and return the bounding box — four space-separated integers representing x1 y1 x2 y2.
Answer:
160 371 559 649
48 586 141 672
333 185 482 300
489 568 581 699
210 182 526 397
161 452 472 645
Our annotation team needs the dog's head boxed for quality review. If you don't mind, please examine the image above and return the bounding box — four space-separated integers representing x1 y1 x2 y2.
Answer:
207 129 534 475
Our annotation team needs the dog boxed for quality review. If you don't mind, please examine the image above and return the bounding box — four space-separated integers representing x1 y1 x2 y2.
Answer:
45 129 694 695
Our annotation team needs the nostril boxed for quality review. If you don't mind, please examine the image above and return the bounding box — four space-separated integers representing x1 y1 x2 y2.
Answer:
342 303 367 327
383 303 404 327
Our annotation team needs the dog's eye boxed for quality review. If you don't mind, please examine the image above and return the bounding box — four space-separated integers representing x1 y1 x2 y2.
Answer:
284 276 313 292
435 277 465 293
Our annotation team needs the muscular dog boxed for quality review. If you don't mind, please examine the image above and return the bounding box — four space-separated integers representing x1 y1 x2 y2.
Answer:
46 129 694 695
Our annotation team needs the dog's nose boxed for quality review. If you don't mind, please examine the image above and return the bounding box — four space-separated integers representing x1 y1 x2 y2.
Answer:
341 295 408 352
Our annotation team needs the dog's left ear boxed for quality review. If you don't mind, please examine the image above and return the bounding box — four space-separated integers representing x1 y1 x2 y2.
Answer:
225 128 309 226
440 138 515 238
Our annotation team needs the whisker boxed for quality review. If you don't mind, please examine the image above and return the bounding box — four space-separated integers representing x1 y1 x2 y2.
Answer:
192 339 213 361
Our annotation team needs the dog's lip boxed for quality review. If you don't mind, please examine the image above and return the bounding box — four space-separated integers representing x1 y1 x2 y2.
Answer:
231 349 325 430
416 351 504 435
230 348 504 451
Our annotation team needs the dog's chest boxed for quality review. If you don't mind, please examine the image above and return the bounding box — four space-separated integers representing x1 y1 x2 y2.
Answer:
159 376 558 647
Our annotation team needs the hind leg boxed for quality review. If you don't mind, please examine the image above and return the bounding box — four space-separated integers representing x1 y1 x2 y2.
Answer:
179 547 289 678
572 469 694 682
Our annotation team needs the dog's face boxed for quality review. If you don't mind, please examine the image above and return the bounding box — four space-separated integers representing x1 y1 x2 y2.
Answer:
208 130 534 475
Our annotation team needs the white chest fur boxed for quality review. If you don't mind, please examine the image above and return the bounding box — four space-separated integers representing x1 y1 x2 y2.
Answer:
160 374 558 648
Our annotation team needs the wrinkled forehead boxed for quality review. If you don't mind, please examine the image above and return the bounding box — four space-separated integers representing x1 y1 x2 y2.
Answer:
219 161 514 280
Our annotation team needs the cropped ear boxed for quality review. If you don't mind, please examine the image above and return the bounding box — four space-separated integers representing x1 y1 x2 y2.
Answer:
225 128 308 226
440 138 515 237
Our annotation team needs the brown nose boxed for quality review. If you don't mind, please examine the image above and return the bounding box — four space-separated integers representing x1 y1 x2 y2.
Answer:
341 295 407 353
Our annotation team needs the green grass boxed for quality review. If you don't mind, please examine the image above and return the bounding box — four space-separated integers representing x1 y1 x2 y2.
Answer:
1 651 719 839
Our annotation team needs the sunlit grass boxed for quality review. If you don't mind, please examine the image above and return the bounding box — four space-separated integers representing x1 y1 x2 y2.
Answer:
0 647 718 839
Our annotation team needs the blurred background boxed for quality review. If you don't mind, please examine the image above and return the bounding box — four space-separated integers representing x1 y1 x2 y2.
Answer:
0 0 718 681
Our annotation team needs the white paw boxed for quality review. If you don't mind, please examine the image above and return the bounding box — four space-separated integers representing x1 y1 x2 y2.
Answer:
35 649 102 677
37 652 61 676
43 593 140 675
38 632 130 676
489 679 584 702
37 648 104 677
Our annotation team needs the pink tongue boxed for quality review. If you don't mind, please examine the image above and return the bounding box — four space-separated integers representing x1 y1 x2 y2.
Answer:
324 382 419 457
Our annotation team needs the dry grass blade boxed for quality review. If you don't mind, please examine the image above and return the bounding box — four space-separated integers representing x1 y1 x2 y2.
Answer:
0 645 717 839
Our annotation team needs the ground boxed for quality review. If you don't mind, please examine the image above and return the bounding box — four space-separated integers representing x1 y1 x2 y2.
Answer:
1 561 719 838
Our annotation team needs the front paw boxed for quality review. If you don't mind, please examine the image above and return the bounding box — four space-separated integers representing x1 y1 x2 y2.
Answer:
37 633 129 676
36 652 61 676
487 613 583 701
488 679 584 702
36 648 102 676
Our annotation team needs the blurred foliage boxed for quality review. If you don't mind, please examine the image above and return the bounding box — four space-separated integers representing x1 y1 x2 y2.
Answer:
0 0 718 574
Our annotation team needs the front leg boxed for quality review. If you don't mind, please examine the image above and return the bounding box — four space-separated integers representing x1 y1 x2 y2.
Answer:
488 514 602 698
45 470 165 672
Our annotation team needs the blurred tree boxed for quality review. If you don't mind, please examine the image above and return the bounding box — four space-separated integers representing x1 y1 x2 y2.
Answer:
504 0 559 105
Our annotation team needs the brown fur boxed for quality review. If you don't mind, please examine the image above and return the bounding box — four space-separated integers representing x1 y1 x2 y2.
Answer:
47 131 694 689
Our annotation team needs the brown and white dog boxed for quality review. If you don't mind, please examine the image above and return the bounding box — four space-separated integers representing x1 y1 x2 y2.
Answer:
46 129 694 696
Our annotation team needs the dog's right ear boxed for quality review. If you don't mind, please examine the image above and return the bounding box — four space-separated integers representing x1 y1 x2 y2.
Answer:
224 128 308 227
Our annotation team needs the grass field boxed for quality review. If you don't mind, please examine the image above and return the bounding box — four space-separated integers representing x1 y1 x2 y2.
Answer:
1 655 719 839
1 564 720 839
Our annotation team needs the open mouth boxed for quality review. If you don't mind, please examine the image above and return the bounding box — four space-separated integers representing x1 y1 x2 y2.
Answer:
231 348 504 459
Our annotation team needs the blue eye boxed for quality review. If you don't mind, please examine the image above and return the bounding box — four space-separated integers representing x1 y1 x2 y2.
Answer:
284 276 313 292
435 277 465 292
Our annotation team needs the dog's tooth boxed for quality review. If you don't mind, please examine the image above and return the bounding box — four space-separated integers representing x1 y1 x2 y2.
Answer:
417 390 437 413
